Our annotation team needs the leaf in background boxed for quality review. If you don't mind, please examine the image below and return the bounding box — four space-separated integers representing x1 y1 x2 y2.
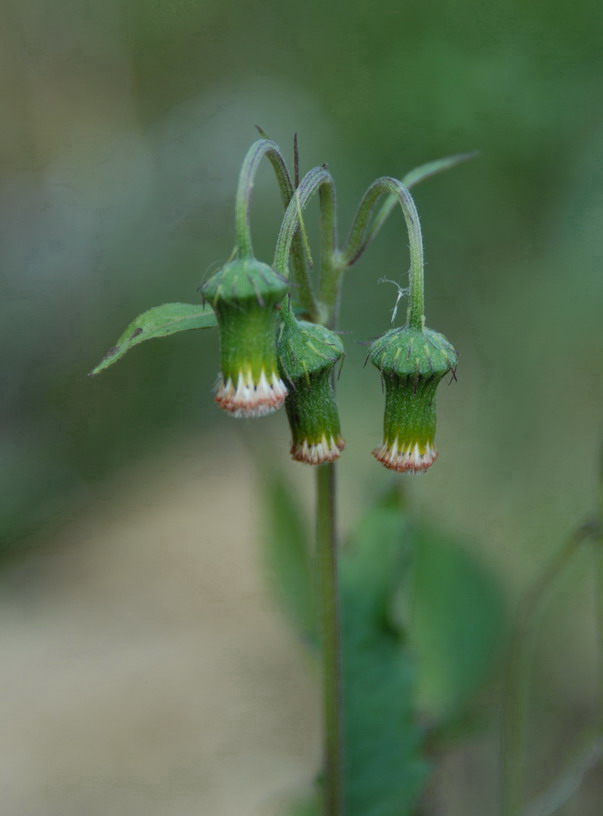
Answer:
262 471 316 646
341 489 430 816
396 524 507 723
89 302 217 375
284 796 320 816
357 151 479 259
401 151 479 189
262 476 505 814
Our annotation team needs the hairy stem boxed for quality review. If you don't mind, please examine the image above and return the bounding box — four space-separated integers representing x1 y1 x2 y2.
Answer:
341 178 425 329
349 151 478 263
275 166 346 813
316 463 344 816
273 165 336 321
317 178 343 327
273 151 472 816
234 138 309 288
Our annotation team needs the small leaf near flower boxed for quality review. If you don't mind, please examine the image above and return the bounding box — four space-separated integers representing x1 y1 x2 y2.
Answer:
90 302 217 375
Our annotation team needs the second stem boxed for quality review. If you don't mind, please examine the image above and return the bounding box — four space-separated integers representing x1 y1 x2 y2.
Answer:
316 462 344 815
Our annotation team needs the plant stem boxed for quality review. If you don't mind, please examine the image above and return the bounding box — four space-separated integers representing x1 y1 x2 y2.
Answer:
352 152 478 263
273 163 345 812
234 138 309 289
273 165 336 320
317 179 343 328
316 462 344 816
597 446 603 729
502 522 599 816
520 730 603 816
340 178 425 330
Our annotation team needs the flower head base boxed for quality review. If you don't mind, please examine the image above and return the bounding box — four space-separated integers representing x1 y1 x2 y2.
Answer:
373 439 438 472
214 369 288 418
370 326 456 473
201 258 289 417
278 317 345 465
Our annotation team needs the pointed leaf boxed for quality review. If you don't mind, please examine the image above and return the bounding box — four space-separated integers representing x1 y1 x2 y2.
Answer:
402 151 479 189
90 302 216 375
364 152 479 249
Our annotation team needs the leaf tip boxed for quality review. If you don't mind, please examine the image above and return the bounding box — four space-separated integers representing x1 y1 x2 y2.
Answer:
89 344 120 377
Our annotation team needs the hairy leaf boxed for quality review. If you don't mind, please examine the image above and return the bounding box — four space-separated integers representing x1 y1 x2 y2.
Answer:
90 302 216 375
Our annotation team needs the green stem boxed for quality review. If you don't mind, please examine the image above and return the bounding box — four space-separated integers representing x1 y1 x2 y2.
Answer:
597 541 603 727
275 166 345 813
502 522 599 816
597 446 603 728
341 178 425 330
275 154 473 816
317 178 343 328
520 730 603 816
234 139 309 288
342 151 478 267
316 463 344 816
273 165 336 321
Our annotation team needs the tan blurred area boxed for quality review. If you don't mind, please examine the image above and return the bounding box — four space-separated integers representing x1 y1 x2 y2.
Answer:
0 436 319 816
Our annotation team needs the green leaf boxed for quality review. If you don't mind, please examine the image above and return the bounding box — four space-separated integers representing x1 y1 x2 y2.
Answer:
341 489 430 816
340 488 506 814
397 525 507 722
262 471 316 645
364 152 479 254
402 151 479 189
89 302 217 375
284 797 320 816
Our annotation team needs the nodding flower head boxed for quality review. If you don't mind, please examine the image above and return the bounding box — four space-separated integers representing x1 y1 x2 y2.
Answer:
370 326 457 473
201 258 289 418
277 316 345 465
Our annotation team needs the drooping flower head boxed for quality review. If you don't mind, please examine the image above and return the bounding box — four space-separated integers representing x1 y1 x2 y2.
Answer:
277 315 345 465
370 326 457 473
201 257 288 417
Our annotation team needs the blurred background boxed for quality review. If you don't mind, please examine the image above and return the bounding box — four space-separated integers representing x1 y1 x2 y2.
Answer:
1 0 602 813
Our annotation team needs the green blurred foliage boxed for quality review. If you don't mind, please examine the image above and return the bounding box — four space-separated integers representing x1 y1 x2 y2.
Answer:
2 2 602 805
395 518 507 721
340 489 430 816
263 469 316 645
263 477 507 813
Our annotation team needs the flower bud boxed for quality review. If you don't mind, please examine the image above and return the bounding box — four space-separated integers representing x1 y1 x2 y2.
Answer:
370 326 457 472
278 317 345 465
201 258 289 417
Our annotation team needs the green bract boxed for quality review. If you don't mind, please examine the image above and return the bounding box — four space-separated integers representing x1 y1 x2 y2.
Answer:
278 316 345 465
201 257 289 417
370 326 457 472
